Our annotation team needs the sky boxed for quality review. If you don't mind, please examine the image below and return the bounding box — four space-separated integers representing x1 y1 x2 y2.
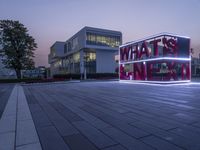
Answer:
0 0 200 67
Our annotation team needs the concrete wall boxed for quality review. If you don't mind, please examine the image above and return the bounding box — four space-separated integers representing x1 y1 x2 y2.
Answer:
96 49 117 73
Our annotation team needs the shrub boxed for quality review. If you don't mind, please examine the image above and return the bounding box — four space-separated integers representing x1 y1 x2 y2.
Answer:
53 73 118 79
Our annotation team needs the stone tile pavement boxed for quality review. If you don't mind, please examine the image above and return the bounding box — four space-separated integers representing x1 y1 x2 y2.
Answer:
1 81 200 150
0 84 14 118
0 85 42 150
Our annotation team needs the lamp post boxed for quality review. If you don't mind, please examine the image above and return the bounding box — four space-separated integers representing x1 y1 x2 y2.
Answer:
83 54 89 80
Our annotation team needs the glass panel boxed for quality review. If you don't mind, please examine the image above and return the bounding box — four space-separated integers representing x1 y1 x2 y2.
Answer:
84 52 96 73
86 32 120 48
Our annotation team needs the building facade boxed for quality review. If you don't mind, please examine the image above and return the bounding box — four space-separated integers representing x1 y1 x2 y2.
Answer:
192 55 200 76
21 66 46 79
49 27 122 77
48 41 65 75
119 33 191 83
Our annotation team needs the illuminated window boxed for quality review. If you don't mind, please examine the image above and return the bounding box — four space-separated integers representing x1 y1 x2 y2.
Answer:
84 52 96 73
73 52 80 63
86 32 120 48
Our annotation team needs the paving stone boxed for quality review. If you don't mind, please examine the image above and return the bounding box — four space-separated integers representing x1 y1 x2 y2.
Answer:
58 108 84 122
58 100 111 129
126 112 179 130
41 105 79 136
0 132 15 150
64 133 98 150
37 126 70 150
16 119 39 146
0 115 16 133
79 98 136 123
171 112 198 124
130 121 200 150
102 145 127 150
169 126 200 143
16 86 41 149
1 86 17 118
49 101 67 111
31 110 52 128
141 135 183 150
17 108 32 121
25 92 38 104
16 142 42 150
101 126 154 150
28 104 43 113
23 82 200 150
0 85 17 150
81 105 149 138
73 121 116 149
0 84 14 119
192 122 200 128
51 118 79 136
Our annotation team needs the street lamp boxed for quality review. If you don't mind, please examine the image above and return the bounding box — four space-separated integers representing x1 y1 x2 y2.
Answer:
83 54 89 80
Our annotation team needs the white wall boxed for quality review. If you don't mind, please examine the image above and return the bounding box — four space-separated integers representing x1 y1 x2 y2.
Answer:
96 50 117 73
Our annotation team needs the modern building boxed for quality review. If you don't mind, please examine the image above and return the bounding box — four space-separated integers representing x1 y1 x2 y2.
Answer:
119 33 191 83
48 41 65 75
191 54 200 76
49 26 122 77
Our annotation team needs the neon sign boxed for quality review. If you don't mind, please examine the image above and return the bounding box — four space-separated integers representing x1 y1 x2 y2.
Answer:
119 33 191 82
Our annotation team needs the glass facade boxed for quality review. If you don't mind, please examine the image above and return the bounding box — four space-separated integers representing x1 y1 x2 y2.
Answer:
86 32 120 48
84 52 96 73
62 52 80 73
64 42 72 53
53 59 62 68
61 51 96 74
73 52 80 73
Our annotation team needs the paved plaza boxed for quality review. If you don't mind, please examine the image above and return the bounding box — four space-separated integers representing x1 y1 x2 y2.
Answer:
0 81 200 150
0 84 14 118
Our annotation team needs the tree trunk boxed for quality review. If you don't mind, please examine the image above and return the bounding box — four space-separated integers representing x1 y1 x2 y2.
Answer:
15 69 21 79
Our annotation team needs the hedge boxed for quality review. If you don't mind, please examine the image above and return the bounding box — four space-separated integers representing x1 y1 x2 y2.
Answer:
0 78 68 83
53 73 118 79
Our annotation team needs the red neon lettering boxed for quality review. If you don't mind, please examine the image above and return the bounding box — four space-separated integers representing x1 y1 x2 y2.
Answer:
150 39 161 57
130 44 139 59
139 42 150 58
162 38 177 56
181 63 190 80
166 62 177 80
134 63 145 80
147 62 153 80
120 47 129 61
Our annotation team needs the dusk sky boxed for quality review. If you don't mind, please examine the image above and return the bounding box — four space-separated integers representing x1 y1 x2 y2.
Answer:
1 0 200 67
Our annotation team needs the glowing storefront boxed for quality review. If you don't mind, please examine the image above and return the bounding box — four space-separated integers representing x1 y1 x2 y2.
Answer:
119 33 191 83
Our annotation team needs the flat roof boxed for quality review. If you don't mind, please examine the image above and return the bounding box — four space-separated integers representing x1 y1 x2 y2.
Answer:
120 32 190 48
50 41 65 48
65 26 122 42
84 26 122 35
